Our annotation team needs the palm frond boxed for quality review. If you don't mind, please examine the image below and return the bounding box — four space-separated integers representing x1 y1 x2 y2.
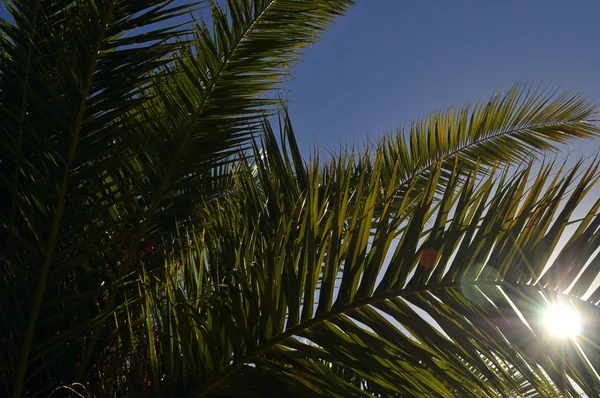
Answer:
73 0 354 380
1 2 197 395
379 83 600 210
144 110 600 397
0 1 354 395
3 1 599 396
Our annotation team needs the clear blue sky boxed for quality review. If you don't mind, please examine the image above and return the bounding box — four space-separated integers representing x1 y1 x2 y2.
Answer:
285 0 600 155
3 1 600 156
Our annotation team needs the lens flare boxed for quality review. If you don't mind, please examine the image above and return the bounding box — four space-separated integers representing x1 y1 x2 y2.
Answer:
543 302 581 338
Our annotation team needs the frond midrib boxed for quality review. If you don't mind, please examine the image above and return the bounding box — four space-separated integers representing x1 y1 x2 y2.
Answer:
13 1 118 395
195 278 582 396
400 119 597 188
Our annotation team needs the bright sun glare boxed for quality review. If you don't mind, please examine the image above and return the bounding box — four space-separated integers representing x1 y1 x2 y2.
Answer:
543 302 581 338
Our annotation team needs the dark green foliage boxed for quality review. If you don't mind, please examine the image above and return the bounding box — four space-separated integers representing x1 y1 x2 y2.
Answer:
0 1 353 396
2 1 600 397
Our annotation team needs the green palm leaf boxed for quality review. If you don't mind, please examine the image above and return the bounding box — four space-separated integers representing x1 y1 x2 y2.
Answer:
0 1 354 396
379 83 599 213
1 2 197 395
144 106 600 397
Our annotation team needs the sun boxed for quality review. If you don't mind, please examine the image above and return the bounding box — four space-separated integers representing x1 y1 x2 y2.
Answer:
543 302 581 338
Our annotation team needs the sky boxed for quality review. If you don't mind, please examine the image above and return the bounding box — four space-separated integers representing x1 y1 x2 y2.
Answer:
282 0 600 156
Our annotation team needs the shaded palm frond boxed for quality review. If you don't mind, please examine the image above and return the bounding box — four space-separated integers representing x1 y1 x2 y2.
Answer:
0 1 354 396
1 2 197 395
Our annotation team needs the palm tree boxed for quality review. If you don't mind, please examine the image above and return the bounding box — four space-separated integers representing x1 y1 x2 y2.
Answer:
0 0 354 396
2 1 600 397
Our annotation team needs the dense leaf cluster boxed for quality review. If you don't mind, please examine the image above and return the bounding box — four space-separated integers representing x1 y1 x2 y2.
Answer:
2 1 600 397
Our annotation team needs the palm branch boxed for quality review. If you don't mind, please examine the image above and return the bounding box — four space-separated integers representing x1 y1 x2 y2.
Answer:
378 83 598 214
0 0 354 396
140 103 600 397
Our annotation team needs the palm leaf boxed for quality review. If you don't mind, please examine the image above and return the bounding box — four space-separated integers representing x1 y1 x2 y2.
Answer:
379 83 600 213
145 108 600 397
74 0 354 379
1 2 196 395
0 1 354 396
